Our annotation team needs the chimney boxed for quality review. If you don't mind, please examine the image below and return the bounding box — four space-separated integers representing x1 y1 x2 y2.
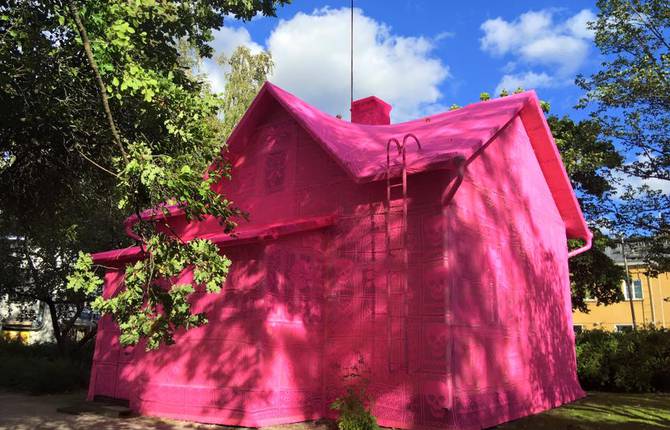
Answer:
351 96 392 125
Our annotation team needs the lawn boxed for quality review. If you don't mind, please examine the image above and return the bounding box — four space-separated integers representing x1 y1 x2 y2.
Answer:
1 389 668 429
496 392 670 429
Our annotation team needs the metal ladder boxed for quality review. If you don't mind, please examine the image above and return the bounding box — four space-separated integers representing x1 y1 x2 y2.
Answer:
385 133 421 372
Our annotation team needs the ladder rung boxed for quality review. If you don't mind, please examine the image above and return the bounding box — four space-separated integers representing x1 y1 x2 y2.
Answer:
388 183 404 189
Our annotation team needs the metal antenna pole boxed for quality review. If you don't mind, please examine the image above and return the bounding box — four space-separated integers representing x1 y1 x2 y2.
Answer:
350 0 354 111
621 236 637 330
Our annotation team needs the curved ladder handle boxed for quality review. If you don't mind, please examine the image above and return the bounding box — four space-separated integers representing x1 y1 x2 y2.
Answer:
402 133 422 151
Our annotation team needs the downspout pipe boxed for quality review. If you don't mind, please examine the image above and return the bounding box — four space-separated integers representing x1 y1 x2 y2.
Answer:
123 205 185 242
567 230 593 258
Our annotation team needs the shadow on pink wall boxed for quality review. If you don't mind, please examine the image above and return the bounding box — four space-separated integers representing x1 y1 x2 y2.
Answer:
88 109 583 430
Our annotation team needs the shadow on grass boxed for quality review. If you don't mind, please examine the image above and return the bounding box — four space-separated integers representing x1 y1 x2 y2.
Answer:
493 392 670 430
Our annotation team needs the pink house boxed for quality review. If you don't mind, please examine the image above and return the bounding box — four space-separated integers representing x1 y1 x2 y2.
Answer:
89 82 591 430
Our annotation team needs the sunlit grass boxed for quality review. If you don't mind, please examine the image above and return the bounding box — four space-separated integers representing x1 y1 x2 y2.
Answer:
496 392 670 429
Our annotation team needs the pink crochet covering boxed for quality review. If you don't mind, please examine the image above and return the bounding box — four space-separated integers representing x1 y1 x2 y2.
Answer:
89 83 587 429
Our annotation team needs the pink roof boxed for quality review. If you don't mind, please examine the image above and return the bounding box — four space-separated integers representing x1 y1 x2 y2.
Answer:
228 82 591 241
95 82 591 265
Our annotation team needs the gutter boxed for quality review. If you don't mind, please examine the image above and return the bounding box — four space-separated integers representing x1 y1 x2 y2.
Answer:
567 230 593 258
124 205 186 241
93 215 337 266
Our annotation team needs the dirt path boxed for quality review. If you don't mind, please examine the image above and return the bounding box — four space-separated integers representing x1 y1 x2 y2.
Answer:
0 391 224 430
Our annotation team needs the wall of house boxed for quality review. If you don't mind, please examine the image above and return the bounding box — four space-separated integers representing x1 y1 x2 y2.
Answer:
88 104 583 430
321 168 454 429
89 95 465 428
442 116 583 428
573 267 670 331
90 103 334 425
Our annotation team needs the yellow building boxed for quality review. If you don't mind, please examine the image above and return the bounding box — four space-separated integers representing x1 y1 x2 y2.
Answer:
573 245 670 332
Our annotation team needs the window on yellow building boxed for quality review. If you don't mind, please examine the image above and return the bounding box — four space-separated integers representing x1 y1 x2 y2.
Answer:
616 324 633 333
622 279 643 300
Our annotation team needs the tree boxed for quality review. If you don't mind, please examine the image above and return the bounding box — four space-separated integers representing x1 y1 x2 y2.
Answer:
218 46 273 138
0 0 128 350
546 115 626 312
1 0 287 351
577 0 670 273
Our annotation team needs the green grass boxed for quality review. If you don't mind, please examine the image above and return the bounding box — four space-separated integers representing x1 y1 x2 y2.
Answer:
496 392 670 429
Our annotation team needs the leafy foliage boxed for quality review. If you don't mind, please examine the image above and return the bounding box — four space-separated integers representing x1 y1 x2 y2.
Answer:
548 116 622 200
0 1 286 351
577 0 670 272
330 388 380 430
219 46 274 138
330 355 380 430
0 0 131 350
86 234 232 349
576 327 670 392
545 114 626 311
569 236 625 312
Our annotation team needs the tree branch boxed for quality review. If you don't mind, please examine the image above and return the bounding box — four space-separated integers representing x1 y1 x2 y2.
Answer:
59 302 84 340
67 0 128 163
76 325 98 349
627 0 670 51
75 145 120 178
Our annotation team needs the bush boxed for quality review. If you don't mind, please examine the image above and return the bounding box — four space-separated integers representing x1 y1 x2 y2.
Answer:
330 353 379 430
0 338 93 394
576 326 670 392
330 387 380 430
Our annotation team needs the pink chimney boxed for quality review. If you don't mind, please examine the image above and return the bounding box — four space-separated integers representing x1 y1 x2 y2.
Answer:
351 96 392 125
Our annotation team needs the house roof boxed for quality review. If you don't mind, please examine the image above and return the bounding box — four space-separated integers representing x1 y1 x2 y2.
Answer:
227 82 591 242
94 82 591 265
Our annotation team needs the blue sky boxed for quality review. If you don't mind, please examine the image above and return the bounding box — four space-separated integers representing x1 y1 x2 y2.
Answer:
204 1 600 122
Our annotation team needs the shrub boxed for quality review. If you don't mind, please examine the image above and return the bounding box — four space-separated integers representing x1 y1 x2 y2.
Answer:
0 338 93 394
330 387 380 430
330 353 379 430
576 326 670 392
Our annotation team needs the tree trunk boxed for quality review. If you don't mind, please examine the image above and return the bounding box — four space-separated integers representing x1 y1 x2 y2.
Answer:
45 299 65 353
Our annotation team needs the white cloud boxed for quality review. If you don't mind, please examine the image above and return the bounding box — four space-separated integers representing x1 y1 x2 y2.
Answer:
565 9 597 40
480 9 595 93
613 155 670 195
612 172 670 199
211 26 263 57
204 8 449 121
434 31 455 42
201 26 263 93
494 71 556 95
520 35 589 74
266 7 449 121
642 177 670 194
480 10 553 56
